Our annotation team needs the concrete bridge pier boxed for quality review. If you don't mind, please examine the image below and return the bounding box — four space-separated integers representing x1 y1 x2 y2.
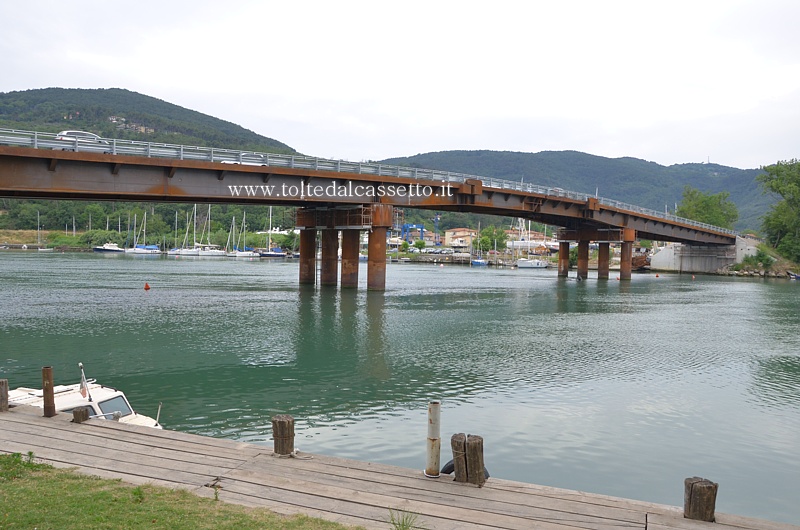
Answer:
619 229 636 281
320 230 339 286
367 204 394 291
296 204 392 290
597 243 610 279
298 229 317 285
367 228 387 290
558 241 570 277
341 229 360 288
577 240 590 279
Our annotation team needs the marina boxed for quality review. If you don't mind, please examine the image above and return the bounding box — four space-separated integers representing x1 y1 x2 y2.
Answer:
1 252 799 524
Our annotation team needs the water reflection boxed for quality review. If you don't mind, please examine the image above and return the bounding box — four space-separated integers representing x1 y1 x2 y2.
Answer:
2 254 800 523
751 356 800 408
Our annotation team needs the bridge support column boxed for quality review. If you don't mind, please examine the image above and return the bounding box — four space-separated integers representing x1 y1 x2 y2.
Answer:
597 243 610 279
367 228 387 290
298 229 317 285
558 241 570 277
577 240 589 279
620 229 635 281
320 230 339 286
367 204 393 291
341 229 360 288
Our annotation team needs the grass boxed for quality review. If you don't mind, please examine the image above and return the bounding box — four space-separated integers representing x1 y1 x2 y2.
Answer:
0 229 43 245
388 509 428 530
0 453 364 530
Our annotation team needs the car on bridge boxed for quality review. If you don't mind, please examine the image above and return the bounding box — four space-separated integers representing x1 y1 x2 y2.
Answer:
54 130 111 153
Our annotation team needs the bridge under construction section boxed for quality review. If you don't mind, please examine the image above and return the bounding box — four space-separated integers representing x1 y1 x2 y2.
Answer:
0 132 740 290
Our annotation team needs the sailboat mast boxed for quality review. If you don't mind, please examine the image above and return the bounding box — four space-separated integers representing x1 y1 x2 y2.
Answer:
268 206 273 249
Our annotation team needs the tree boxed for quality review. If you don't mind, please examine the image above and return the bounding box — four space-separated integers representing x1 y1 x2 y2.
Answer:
675 186 738 229
413 239 426 251
758 159 800 261
478 225 508 252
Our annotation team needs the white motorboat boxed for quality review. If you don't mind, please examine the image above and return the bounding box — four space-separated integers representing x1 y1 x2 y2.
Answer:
93 242 125 253
7 363 162 429
517 257 549 269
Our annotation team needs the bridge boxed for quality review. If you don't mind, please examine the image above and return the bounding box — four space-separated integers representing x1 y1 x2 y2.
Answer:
0 129 738 289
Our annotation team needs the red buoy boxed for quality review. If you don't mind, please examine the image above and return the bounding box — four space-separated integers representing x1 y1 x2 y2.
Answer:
144 282 151 291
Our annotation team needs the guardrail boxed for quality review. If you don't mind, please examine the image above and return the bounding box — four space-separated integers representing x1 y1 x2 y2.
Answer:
0 128 737 236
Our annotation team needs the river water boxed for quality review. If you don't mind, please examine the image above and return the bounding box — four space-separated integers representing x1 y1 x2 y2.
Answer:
1 252 798 523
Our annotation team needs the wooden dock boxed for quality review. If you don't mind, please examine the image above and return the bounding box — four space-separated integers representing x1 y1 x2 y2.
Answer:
1 405 797 530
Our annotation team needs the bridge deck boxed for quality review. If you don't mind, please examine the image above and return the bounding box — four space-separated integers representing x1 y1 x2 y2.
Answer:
1 405 795 530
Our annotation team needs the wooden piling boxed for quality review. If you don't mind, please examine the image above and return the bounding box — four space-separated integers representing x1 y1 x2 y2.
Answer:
0 379 8 412
684 476 718 521
272 414 295 455
450 433 468 483
424 401 441 478
72 406 91 424
42 366 56 418
466 434 486 487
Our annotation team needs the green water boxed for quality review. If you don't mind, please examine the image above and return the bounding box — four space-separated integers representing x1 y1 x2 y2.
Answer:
1 252 799 523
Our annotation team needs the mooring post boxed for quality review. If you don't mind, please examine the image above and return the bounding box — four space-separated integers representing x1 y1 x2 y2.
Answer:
684 476 718 521
271 414 295 455
466 434 486 487
42 366 56 418
72 406 91 424
424 400 441 478
450 433 468 482
0 379 8 412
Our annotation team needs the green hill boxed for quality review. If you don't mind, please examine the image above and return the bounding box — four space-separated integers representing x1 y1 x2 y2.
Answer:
0 87 295 154
381 150 773 231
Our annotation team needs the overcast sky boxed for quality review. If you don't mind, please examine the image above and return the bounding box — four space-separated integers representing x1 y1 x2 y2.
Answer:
2 1 798 170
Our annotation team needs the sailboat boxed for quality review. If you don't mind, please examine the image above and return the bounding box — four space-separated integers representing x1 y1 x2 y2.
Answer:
130 212 161 254
198 205 225 257
471 222 487 266
176 206 200 256
258 206 286 257
36 211 54 252
515 219 548 269
167 211 181 255
227 212 259 258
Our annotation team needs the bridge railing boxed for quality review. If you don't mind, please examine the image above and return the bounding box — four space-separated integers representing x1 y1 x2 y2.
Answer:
0 128 737 236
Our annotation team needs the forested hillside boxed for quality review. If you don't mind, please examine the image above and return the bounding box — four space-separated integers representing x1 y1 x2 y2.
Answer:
0 88 294 153
381 151 773 231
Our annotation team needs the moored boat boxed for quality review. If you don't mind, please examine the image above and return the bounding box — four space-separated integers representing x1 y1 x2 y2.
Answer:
258 247 287 258
517 257 549 269
7 363 162 429
93 242 125 253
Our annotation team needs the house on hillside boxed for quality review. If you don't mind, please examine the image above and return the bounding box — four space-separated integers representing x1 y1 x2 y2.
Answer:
444 228 477 249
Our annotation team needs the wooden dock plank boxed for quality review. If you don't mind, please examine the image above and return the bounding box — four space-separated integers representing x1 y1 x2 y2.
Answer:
221 475 593 530
0 418 254 471
649 513 800 530
0 428 243 480
1 406 797 530
263 449 680 518
3 405 262 458
241 455 644 524
233 453 645 526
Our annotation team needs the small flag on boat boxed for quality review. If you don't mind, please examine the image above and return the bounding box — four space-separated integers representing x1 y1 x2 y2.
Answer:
80 371 88 398
78 362 92 401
